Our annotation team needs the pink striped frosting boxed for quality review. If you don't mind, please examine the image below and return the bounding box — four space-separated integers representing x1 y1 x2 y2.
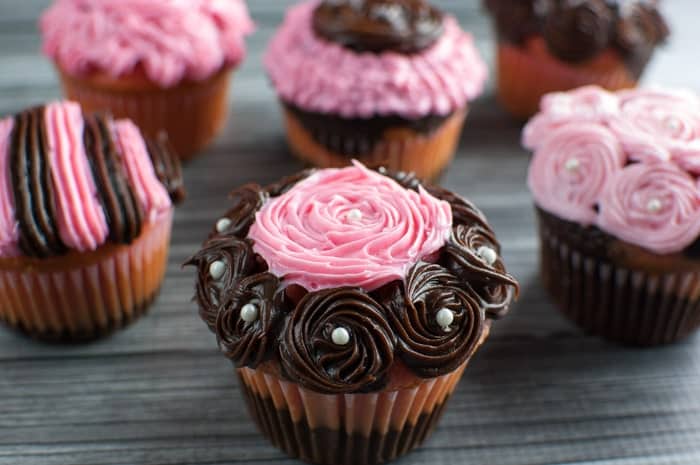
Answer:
0 118 19 257
248 162 453 291
41 0 254 88
264 1 487 119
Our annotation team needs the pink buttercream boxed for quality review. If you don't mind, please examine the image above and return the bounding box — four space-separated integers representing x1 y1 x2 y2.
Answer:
528 122 626 225
41 0 254 88
112 120 172 223
598 162 700 254
44 101 109 252
0 118 19 257
264 1 487 119
248 162 453 291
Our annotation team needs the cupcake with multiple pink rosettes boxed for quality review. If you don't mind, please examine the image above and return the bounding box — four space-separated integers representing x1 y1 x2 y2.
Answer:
264 0 488 181
525 85 700 346
186 162 518 465
0 101 184 342
40 0 254 160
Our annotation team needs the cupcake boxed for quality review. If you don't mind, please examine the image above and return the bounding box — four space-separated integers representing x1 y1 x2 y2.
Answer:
525 85 700 346
186 162 518 465
40 0 254 160
484 0 669 119
264 0 488 181
0 101 184 342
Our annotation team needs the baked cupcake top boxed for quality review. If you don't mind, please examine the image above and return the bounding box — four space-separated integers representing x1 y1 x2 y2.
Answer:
187 163 518 393
484 0 668 69
264 0 487 119
40 0 254 88
0 101 184 259
525 86 700 255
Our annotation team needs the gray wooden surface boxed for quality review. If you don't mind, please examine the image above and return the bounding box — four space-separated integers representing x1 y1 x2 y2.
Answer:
1 1 700 464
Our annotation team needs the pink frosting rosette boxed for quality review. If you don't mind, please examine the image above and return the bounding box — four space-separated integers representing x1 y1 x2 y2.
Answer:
523 86 620 150
247 162 453 291
528 122 626 224
264 1 487 119
598 162 700 254
41 0 254 88
608 88 700 167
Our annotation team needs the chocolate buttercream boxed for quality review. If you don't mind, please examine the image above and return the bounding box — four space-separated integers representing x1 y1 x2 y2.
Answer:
312 0 444 54
145 132 186 204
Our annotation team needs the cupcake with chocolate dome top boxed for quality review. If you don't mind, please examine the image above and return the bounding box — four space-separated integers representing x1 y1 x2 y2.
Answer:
186 162 518 465
484 0 669 119
265 0 488 181
0 101 184 342
525 85 700 346
40 0 254 160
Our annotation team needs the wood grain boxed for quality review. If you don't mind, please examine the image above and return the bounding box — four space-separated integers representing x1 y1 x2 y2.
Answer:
1 1 700 464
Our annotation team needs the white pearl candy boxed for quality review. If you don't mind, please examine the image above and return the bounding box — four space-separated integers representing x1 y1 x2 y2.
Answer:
331 327 351 346
565 158 580 172
436 308 455 332
477 246 498 266
240 303 259 323
647 198 662 213
216 218 232 233
346 209 363 222
209 260 226 281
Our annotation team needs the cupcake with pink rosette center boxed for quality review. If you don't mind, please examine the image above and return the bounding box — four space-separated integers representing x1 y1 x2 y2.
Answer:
186 162 518 465
264 0 488 181
525 85 700 346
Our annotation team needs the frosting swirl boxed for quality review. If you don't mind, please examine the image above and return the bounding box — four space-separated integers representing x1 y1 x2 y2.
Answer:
248 163 452 292
41 0 254 87
212 184 269 239
312 0 444 54
280 288 395 393
598 162 700 254
0 118 19 257
543 0 614 62
528 122 626 224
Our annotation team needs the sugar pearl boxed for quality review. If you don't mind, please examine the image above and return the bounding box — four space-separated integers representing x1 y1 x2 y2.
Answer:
240 303 259 323
477 246 498 266
209 260 226 281
346 209 363 222
647 198 663 213
565 158 580 172
331 327 351 346
216 218 232 233
436 308 455 331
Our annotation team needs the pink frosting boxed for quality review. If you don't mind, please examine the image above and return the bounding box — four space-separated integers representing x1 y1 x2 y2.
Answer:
248 162 453 291
41 0 254 87
264 1 487 119
44 101 109 252
598 162 700 254
0 118 19 257
528 122 626 225
112 120 172 223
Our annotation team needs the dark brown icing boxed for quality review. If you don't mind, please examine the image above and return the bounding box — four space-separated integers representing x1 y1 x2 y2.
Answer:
312 0 444 54
484 0 669 74
187 168 519 393
145 132 186 204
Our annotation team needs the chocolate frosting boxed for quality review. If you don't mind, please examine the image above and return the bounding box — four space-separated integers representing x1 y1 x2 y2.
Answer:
484 0 669 71
187 168 519 393
145 132 186 204
312 0 444 54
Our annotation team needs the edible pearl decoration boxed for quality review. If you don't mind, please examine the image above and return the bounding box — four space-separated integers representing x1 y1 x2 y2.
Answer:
565 158 580 172
346 208 363 222
477 246 498 266
331 327 351 345
647 198 662 213
209 260 226 281
240 303 259 323
666 118 680 131
436 308 455 332
216 218 232 233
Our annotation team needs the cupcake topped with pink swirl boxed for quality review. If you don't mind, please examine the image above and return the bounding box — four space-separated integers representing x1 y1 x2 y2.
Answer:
526 85 700 255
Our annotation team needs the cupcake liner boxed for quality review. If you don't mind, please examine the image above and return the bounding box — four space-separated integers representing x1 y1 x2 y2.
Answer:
59 68 232 160
497 41 637 119
537 210 700 346
282 107 467 182
0 211 173 342
237 363 466 465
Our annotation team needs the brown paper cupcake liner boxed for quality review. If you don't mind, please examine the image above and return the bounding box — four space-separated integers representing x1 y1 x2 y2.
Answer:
282 107 467 182
0 211 173 342
538 210 700 346
59 68 232 160
497 42 637 119
237 363 466 465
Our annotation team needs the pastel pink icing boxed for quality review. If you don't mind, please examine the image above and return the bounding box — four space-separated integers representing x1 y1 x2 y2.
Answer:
44 102 109 252
248 162 453 291
41 0 254 88
598 162 700 255
264 1 487 119
0 118 19 257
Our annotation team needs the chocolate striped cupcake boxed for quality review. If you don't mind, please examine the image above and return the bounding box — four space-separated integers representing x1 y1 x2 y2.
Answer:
0 101 184 342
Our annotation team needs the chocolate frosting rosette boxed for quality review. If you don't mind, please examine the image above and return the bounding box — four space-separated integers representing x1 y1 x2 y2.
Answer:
187 162 518 465
524 85 700 346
